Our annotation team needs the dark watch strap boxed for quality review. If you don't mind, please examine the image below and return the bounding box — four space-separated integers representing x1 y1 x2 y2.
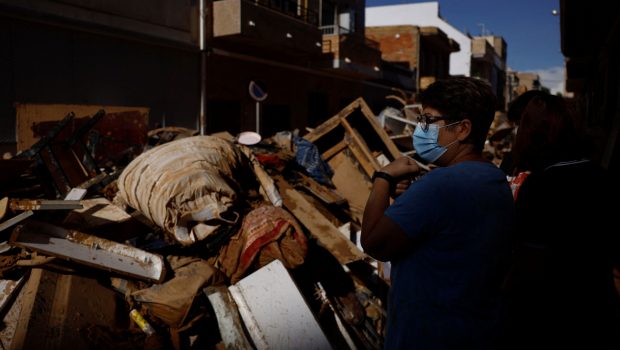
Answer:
372 171 395 186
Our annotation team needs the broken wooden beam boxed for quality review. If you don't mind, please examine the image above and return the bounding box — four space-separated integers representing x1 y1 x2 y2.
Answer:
8 199 82 211
296 173 346 206
322 140 347 161
305 97 401 161
9 268 121 349
63 188 88 201
275 176 365 265
238 144 283 207
10 221 165 282
328 152 372 223
0 274 27 316
0 197 7 220
0 211 34 233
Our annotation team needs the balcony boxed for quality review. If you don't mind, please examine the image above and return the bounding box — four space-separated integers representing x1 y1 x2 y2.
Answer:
319 25 382 78
213 0 323 55
253 0 318 26
471 38 505 71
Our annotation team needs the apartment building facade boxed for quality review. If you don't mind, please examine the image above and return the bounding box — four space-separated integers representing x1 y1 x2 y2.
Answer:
0 0 410 153
471 35 507 108
366 25 459 91
366 2 472 77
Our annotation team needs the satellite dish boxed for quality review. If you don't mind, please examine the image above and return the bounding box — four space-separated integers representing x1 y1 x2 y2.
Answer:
249 80 268 102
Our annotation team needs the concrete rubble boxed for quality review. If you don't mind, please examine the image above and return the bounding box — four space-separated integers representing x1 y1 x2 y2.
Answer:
0 100 414 349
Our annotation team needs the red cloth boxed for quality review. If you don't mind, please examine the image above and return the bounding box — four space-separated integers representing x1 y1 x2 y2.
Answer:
510 171 530 200
213 205 308 283
255 154 285 168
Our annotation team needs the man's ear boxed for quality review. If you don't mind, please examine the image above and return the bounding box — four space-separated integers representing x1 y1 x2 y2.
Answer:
458 119 472 141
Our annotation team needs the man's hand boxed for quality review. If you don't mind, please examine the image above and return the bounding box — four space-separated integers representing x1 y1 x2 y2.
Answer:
362 157 418 261
380 156 421 179
393 178 412 197
380 157 421 197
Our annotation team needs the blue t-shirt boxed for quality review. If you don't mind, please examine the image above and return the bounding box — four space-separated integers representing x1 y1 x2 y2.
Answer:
384 161 515 349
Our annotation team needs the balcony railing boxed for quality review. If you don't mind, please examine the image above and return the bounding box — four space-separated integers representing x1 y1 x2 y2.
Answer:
319 24 350 35
319 25 380 50
250 0 318 26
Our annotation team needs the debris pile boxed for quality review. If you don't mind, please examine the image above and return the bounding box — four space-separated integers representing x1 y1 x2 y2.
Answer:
0 99 405 349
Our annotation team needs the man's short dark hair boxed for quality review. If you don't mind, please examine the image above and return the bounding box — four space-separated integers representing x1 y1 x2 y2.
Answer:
419 77 496 153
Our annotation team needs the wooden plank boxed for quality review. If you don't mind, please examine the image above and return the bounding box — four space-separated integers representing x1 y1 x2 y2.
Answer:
303 112 343 143
0 197 7 221
63 188 88 201
0 241 11 253
10 269 46 350
62 198 132 230
39 148 72 195
328 152 372 223
345 140 376 178
306 97 400 161
275 176 365 265
297 172 346 205
304 98 362 143
341 119 381 177
10 221 166 282
10 268 120 350
356 98 401 160
238 145 283 207
0 275 26 316
9 199 82 211
48 143 90 187
321 139 347 160
0 211 33 233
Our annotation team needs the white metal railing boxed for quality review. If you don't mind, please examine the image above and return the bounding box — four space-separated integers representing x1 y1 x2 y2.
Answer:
319 25 350 35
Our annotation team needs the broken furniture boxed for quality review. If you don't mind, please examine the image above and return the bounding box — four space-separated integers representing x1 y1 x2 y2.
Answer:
16 103 149 166
274 176 365 266
16 111 104 197
14 104 150 198
1 103 397 349
376 103 421 155
304 98 402 222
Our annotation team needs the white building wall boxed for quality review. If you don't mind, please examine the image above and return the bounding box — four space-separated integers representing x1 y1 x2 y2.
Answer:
365 2 471 77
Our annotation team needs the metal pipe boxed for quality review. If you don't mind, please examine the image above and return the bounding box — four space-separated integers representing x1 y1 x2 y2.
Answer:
256 101 260 133
199 0 207 135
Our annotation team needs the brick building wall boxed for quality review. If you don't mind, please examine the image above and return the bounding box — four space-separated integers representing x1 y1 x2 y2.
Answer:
366 26 419 69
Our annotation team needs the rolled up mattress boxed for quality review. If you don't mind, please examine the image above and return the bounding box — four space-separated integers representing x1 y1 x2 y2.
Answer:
117 136 246 245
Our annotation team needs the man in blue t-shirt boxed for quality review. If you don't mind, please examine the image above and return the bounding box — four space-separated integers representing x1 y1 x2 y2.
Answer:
362 77 516 349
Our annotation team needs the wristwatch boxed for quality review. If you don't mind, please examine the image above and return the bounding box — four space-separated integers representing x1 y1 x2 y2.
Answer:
372 171 395 189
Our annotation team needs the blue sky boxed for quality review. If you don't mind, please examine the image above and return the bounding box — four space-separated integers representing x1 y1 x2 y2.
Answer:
366 0 564 92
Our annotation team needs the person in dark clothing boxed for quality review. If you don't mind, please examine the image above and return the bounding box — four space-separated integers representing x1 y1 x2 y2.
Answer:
362 77 516 349
503 92 620 349
499 89 548 175
506 90 548 125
